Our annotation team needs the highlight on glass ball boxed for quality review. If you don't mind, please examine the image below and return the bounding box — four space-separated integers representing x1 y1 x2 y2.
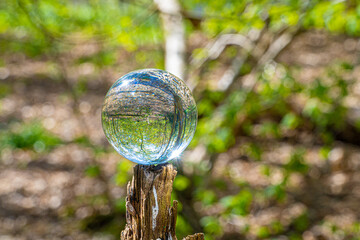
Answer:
101 69 197 165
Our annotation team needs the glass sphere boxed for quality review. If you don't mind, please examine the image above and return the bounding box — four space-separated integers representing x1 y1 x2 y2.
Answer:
101 69 197 165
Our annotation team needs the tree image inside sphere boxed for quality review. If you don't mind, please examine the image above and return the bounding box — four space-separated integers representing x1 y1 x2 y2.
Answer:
101 69 197 165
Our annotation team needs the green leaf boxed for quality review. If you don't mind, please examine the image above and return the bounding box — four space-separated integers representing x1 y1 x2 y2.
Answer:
200 216 222 236
281 113 300 129
265 184 286 201
0 121 61 151
293 212 309 232
85 165 100 178
174 175 191 191
246 143 263 161
285 149 308 174
220 190 252 216
196 189 217 206
256 226 270 238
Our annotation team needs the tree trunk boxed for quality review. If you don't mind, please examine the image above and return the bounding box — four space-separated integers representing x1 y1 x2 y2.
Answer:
121 164 204 240
154 0 186 80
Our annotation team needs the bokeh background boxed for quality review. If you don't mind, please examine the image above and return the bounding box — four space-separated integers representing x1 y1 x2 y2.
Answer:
1 0 360 239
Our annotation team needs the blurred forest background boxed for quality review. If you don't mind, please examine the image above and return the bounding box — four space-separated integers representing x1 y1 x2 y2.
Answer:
1 0 360 239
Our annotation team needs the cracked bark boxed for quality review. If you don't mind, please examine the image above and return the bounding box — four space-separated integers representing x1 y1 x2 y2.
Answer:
121 164 204 240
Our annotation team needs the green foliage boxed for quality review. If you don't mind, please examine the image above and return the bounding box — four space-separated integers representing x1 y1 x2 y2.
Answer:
195 61 354 156
285 149 308 174
200 216 222 236
245 143 263 161
184 0 360 37
114 160 132 186
271 221 284 235
256 226 270 238
0 83 11 98
85 165 101 178
281 113 300 130
265 183 287 202
174 175 191 191
115 197 127 214
0 121 61 152
195 189 217 206
176 215 194 239
220 189 252 216
292 212 309 232
303 70 350 134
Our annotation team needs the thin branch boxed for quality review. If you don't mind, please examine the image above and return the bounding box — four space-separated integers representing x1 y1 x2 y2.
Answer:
214 29 264 91
16 0 56 42
257 28 299 67
216 51 247 91
238 25 302 96
188 32 258 90
191 33 255 67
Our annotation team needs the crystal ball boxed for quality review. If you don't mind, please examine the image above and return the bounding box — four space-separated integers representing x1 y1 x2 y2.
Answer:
101 69 197 165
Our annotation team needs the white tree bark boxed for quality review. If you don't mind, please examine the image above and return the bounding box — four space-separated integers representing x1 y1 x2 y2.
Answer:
154 0 186 80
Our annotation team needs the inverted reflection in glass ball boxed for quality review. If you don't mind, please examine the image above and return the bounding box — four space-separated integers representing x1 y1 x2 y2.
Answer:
101 69 197 165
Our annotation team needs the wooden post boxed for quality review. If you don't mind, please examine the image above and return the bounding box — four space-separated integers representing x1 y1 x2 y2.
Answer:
121 164 204 240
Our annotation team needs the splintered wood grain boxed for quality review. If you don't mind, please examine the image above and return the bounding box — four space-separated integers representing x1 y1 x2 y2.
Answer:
183 233 205 240
120 164 204 240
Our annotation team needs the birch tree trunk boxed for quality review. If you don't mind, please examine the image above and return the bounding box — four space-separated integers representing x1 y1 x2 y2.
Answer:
121 164 204 240
154 0 186 80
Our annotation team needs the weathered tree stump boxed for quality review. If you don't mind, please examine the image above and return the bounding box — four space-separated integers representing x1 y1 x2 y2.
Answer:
121 164 204 240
